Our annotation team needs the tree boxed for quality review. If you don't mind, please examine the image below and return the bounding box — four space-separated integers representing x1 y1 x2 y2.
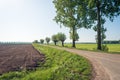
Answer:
85 0 120 50
40 39 44 44
53 0 91 48
57 32 66 47
52 34 58 45
45 37 50 44
33 40 38 43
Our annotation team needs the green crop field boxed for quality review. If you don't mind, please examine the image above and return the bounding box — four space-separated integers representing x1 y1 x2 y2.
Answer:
0 44 92 80
107 44 120 52
63 43 120 53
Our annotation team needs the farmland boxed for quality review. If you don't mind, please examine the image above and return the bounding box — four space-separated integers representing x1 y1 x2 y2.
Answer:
0 44 45 75
0 44 92 80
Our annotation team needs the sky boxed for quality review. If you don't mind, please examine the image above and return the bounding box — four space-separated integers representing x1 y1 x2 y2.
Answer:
0 0 120 43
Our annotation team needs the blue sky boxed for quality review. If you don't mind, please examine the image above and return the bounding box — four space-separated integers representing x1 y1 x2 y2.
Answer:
0 0 120 42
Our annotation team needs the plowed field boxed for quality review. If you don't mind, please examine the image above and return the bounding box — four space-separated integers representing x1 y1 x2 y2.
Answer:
0 44 44 75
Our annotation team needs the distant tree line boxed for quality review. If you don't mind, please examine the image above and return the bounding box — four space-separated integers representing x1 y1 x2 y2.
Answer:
103 40 120 44
33 32 66 47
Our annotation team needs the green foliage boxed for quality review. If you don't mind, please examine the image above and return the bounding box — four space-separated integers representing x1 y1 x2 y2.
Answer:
53 0 120 49
52 34 58 45
87 0 120 22
53 0 92 29
84 0 120 50
33 44 92 80
101 45 109 51
93 25 107 43
53 0 91 47
45 37 50 44
33 40 38 43
57 32 66 46
57 32 66 42
70 30 79 41
0 44 92 80
0 71 27 80
40 39 44 44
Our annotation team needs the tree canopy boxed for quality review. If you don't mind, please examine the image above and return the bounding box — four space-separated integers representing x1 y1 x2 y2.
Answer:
33 40 38 43
52 34 58 45
57 32 66 46
40 39 44 44
45 37 50 44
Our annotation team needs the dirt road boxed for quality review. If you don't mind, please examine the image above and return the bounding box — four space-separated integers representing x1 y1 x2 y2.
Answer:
50 46 120 80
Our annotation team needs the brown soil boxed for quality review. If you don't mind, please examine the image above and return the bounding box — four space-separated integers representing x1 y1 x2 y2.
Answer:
0 44 45 75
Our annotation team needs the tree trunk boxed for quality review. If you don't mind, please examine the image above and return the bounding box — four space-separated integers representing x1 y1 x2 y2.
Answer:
72 27 76 48
54 42 56 45
72 39 75 48
62 41 64 47
97 0 102 50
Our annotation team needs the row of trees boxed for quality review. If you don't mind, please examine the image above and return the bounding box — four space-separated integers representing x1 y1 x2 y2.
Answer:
103 40 120 44
33 37 50 44
53 0 120 50
33 32 67 46
52 32 66 46
40 37 51 44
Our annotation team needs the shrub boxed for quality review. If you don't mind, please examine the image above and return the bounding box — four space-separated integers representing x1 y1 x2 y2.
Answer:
102 45 109 51
40 39 44 44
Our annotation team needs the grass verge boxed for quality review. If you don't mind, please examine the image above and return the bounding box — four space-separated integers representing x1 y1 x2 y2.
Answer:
0 44 92 80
